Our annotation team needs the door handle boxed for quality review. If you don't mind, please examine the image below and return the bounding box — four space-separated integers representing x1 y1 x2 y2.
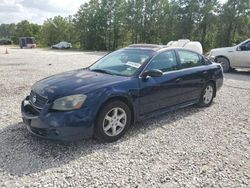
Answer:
175 78 182 83
202 71 208 75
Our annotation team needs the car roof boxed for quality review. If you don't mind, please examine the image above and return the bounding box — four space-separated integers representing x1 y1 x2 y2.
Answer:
125 44 202 54
126 44 165 51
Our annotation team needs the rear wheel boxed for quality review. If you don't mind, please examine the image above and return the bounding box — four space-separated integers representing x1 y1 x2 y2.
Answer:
217 57 230 73
94 100 131 142
198 82 215 107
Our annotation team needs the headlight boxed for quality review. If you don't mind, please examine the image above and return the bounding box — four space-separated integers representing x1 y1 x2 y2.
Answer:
51 94 87 111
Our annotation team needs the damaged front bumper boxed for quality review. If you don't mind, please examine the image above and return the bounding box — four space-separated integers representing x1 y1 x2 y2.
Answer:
21 96 94 141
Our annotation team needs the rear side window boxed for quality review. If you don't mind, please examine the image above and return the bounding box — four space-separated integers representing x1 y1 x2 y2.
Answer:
178 50 206 68
146 50 178 72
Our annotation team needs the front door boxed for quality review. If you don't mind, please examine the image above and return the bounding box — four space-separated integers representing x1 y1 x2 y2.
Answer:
236 40 250 67
139 50 183 115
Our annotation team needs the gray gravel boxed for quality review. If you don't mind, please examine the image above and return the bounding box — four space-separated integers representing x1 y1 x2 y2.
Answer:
0 46 250 187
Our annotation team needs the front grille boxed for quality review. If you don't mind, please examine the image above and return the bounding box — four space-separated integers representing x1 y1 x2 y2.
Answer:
29 91 48 109
23 103 40 116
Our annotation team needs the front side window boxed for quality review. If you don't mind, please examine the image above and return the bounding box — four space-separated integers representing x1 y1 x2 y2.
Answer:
178 50 205 68
242 41 250 51
145 50 178 72
89 49 154 76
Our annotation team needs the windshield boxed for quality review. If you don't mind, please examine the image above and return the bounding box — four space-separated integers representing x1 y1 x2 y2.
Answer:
89 49 154 76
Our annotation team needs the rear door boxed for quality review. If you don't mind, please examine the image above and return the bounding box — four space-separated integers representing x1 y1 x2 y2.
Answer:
176 50 210 103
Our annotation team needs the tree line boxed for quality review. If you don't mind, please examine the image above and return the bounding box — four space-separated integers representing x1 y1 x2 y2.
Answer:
0 0 249 52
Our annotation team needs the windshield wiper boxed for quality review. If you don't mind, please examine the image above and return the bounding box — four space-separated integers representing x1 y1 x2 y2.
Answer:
91 69 113 75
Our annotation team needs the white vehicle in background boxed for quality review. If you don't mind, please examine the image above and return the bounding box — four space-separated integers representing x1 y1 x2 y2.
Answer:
51 41 72 49
166 39 203 54
207 39 250 72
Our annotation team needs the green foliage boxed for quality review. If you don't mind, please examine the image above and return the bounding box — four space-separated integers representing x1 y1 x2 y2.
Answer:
0 23 16 39
39 16 76 46
216 0 250 47
0 0 249 52
73 0 250 51
0 21 41 44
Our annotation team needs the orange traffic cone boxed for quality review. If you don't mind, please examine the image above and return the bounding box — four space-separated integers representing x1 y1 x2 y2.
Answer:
5 48 9 54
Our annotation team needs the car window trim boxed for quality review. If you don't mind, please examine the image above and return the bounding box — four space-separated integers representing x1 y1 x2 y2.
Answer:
139 49 180 78
176 49 208 70
161 63 211 75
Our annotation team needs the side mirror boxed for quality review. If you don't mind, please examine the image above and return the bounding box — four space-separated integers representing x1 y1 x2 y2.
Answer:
142 69 163 79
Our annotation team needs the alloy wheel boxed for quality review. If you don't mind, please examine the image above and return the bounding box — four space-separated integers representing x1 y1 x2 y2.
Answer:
102 107 127 137
203 85 213 104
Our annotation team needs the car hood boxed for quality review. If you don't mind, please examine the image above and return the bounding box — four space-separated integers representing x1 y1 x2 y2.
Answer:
31 69 129 100
210 47 235 54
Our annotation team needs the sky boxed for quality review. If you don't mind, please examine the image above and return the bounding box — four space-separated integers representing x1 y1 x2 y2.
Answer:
0 0 228 25
0 0 88 24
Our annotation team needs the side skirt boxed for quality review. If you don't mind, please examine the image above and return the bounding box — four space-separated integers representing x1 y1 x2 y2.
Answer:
137 99 199 121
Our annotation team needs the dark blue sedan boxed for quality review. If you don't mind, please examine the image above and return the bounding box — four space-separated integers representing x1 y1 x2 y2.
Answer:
21 44 223 142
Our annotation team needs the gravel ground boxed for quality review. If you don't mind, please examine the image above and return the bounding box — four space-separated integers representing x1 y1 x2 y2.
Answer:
0 46 249 187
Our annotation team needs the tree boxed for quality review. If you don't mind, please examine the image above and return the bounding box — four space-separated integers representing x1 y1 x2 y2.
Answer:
1 0 250 51
0 23 16 38
192 0 220 51
216 0 250 47
170 0 200 39
39 16 75 46
13 20 40 44
75 1 106 50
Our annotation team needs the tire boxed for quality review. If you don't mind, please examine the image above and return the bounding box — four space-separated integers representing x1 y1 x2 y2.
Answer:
94 100 131 142
197 82 215 107
217 57 230 73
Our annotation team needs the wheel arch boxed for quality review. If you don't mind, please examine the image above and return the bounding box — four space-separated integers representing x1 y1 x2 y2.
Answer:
207 80 217 97
96 95 135 125
215 55 231 66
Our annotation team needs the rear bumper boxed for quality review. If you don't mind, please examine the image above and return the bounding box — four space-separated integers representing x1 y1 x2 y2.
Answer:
21 96 95 141
27 44 36 48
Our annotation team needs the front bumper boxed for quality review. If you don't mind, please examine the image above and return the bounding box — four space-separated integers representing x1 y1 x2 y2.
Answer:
21 96 94 141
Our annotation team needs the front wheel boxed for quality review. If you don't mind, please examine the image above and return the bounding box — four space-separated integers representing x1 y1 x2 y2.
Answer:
217 57 230 73
94 101 131 142
197 82 215 107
